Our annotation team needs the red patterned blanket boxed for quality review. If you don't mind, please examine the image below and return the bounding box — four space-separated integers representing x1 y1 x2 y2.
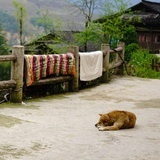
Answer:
24 53 75 86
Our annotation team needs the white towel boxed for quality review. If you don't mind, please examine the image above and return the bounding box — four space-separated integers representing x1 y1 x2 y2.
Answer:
79 51 103 81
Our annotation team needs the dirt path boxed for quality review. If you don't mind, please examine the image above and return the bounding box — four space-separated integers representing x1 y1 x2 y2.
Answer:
0 76 160 160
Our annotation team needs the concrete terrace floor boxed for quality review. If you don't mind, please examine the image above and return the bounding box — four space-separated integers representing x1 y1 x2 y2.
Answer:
0 76 160 160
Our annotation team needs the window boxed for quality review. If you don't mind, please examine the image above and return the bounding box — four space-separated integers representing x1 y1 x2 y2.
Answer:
157 36 160 43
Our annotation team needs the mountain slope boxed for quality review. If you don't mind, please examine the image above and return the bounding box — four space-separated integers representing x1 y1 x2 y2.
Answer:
0 0 85 32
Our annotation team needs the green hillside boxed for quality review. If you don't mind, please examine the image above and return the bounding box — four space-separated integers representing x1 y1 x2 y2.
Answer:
0 0 85 33
0 10 18 33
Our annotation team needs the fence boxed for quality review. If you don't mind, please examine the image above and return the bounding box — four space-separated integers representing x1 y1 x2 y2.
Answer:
0 46 24 103
0 42 125 103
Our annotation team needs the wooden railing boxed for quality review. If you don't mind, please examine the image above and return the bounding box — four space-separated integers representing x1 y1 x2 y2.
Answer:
0 42 125 103
24 46 80 91
0 46 24 103
101 42 125 82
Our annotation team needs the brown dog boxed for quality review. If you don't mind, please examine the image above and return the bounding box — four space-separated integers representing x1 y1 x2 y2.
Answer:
95 110 136 131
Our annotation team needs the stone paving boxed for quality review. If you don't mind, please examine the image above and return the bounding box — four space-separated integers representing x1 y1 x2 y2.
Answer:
0 76 160 160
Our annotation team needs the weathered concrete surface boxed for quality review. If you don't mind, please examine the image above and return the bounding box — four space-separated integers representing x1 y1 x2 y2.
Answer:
0 76 160 160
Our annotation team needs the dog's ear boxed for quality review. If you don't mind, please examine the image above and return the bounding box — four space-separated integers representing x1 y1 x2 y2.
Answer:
99 114 103 116
104 114 109 120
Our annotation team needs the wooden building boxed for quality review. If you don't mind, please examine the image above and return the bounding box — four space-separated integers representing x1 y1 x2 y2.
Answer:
129 0 160 53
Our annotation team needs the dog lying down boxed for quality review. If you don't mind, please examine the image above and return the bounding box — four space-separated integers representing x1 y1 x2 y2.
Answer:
95 110 136 131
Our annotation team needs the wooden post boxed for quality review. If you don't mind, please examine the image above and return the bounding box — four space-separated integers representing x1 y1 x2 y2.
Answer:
101 44 110 83
117 42 125 60
69 45 79 91
10 45 24 103
117 42 125 75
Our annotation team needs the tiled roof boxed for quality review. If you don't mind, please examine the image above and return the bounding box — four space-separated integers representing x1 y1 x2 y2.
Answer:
142 0 160 13
131 0 160 13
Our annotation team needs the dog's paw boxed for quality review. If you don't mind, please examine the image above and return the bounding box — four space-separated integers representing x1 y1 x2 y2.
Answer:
98 127 105 131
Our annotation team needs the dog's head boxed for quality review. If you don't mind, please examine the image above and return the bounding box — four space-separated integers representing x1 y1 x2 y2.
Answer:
95 114 110 128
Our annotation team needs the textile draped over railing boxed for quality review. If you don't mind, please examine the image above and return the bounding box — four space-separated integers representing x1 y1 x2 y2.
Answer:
0 43 124 103
24 53 76 86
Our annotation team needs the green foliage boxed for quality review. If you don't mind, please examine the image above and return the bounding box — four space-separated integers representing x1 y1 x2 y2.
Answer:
130 49 154 67
0 10 18 33
128 49 160 79
120 26 139 62
102 0 131 42
74 22 104 47
120 26 138 46
32 16 54 34
0 34 9 55
119 26 139 62
13 0 27 45
0 62 11 81
30 9 61 34
125 43 139 62
73 0 137 51
0 24 10 80
13 0 27 22
156 57 160 64
0 24 9 55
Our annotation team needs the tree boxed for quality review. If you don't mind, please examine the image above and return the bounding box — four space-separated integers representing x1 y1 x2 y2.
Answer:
0 24 10 80
0 10 18 34
74 22 104 50
100 0 133 48
0 24 9 55
67 0 103 51
68 0 100 28
120 25 138 46
31 9 61 35
68 0 133 51
13 0 27 45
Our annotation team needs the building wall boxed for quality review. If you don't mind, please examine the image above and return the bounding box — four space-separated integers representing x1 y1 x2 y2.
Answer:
137 31 160 53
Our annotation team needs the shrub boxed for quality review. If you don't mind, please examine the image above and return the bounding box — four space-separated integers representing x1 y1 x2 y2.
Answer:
125 43 139 62
128 49 160 79
0 62 11 81
120 26 138 46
